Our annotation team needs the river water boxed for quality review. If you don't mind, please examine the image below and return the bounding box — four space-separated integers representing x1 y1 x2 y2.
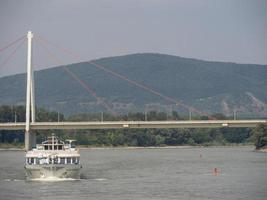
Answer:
0 147 266 200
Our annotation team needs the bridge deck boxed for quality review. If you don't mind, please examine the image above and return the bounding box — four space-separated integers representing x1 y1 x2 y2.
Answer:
0 120 266 130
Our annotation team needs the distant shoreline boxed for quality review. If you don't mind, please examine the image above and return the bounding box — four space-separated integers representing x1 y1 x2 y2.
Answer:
0 144 255 151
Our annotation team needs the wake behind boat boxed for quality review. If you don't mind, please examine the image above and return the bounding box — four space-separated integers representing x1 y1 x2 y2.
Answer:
25 134 82 180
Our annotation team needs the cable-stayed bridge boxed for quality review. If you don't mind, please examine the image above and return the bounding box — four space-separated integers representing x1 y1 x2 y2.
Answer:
0 31 266 150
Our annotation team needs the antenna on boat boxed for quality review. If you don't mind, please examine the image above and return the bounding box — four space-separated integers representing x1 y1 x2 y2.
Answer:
25 31 36 151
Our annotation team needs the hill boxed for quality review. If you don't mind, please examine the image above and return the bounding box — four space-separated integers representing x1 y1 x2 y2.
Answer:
0 53 266 117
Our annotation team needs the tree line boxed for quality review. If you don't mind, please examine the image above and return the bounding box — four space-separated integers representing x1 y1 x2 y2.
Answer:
0 105 266 148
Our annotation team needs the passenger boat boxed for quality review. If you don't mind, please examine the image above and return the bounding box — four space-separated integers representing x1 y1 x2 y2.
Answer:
25 134 82 179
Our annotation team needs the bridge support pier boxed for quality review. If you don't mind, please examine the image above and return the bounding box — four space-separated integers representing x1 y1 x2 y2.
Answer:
25 132 36 151
25 131 30 151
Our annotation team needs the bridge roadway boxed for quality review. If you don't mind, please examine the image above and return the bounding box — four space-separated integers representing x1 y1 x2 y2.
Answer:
0 120 266 131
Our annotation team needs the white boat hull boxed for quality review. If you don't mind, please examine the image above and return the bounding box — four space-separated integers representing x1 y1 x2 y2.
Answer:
25 164 82 180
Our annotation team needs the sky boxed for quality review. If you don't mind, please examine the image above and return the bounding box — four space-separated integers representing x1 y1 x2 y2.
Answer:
0 0 266 77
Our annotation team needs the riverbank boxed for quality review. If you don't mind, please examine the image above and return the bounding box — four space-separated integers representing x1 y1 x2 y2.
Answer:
256 147 267 152
0 143 255 151
0 143 24 150
78 143 254 150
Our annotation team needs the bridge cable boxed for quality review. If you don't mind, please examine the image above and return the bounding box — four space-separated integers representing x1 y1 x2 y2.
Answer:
35 37 117 116
35 34 215 119
88 61 215 119
0 38 26 71
0 35 25 53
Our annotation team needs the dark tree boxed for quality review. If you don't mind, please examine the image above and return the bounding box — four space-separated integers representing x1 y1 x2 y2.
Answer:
253 123 267 149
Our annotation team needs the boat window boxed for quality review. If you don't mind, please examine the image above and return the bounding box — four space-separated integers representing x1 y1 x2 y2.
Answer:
38 158 48 165
44 145 48 150
53 157 58 164
67 157 71 164
58 145 63 150
74 157 79 164
29 158 34 164
59 157 65 164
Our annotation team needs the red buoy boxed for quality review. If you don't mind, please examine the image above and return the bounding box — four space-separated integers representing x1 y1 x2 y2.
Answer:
213 168 219 176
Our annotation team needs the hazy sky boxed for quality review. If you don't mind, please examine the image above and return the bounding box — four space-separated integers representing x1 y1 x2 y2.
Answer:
0 0 266 77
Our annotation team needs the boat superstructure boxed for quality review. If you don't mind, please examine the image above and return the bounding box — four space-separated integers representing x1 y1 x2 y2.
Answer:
25 134 82 179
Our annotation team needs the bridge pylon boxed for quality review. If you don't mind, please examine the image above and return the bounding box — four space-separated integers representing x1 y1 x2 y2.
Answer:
25 31 36 151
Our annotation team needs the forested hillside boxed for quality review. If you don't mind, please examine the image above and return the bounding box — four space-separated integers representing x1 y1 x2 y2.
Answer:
0 53 266 117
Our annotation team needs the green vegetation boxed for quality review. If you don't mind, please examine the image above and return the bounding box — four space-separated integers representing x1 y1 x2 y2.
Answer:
0 105 256 148
253 123 267 150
